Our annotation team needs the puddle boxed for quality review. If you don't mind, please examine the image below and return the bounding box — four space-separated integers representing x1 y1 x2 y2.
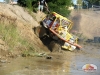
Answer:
0 52 72 75
0 43 100 75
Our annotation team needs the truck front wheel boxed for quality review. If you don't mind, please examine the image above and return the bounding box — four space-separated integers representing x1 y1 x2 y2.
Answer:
34 26 46 38
49 41 61 52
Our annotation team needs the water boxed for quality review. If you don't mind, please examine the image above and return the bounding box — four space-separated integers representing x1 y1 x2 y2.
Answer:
0 43 100 75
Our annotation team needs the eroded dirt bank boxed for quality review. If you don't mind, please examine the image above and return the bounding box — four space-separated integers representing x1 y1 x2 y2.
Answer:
70 10 100 39
0 3 100 75
0 3 49 59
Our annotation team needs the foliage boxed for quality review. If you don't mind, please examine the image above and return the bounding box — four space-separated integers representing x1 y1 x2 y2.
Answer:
18 0 37 7
17 0 38 12
77 0 82 4
88 0 99 4
46 0 72 17
0 24 19 50
17 0 72 17
82 0 100 8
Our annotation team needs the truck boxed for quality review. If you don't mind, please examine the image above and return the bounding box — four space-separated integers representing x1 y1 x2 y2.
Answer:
34 12 82 52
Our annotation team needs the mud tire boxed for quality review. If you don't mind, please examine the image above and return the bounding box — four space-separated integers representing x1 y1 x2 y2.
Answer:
49 41 61 52
34 26 46 38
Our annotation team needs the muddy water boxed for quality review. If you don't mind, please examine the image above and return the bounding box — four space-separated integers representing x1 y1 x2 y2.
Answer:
0 52 73 75
0 43 100 75
70 43 100 75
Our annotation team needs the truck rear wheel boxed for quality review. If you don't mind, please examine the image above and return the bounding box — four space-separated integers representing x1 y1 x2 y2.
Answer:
49 41 61 52
34 26 46 38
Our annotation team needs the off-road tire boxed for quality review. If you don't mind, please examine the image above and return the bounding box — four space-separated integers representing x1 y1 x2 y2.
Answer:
34 26 46 38
49 41 61 52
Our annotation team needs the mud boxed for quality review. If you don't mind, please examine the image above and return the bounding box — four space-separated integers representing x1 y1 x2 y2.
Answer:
0 42 100 75
0 4 100 75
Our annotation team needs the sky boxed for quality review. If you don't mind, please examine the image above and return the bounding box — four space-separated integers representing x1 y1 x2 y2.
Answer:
72 0 78 5
0 0 18 2
0 0 4 2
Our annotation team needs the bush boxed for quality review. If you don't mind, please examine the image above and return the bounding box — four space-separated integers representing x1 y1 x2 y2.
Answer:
18 0 37 7
17 0 72 17
46 0 71 17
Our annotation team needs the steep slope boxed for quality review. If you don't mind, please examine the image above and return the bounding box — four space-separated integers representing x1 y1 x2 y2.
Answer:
70 10 100 39
1 3 100 59
0 3 48 58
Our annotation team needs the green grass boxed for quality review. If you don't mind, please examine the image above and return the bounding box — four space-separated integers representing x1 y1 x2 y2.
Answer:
0 24 20 50
0 23 35 55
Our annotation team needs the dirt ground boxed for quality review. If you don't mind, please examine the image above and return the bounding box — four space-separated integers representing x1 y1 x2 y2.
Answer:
0 42 100 75
70 9 100 39
0 3 100 75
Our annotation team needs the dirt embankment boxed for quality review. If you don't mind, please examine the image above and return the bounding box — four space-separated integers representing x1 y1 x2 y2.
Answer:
0 3 100 59
70 10 100 39
0 3 48 59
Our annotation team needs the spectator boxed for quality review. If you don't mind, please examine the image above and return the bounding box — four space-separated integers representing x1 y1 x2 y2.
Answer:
38 0 48 12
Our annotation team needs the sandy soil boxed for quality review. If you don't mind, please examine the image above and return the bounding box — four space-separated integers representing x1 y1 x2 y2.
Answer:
0 3 100 75
70 9 100 39
0 3 49 58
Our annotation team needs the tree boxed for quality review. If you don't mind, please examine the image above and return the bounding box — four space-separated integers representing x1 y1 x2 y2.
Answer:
91 0 100 5
17 0 72 17
77 0 82 9
77 0 82 4
88 0 98 5
17 0 37 7
47 0 72 17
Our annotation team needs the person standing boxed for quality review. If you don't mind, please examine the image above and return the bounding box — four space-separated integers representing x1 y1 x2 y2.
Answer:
38 0 48 12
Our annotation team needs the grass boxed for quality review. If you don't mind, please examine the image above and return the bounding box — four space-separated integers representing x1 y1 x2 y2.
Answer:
0 24 18 50
0 23 36 56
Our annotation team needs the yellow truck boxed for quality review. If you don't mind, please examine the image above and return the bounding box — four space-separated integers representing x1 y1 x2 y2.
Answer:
34 12 82 51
